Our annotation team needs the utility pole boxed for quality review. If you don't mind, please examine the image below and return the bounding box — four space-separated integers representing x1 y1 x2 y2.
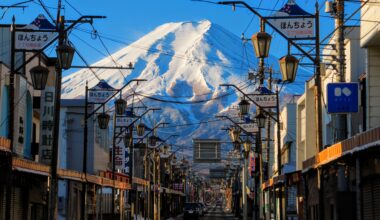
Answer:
48 13 64 220
335 0 347 141
5 16 16 220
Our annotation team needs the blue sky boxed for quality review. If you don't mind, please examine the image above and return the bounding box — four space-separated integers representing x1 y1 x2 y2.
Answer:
4 0 361 75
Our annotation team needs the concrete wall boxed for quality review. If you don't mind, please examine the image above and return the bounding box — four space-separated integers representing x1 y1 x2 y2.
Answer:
296 82 317 170
274 102 297 174
361 2 380 129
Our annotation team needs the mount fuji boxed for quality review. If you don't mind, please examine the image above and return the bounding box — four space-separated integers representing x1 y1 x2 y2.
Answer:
61 20 310 157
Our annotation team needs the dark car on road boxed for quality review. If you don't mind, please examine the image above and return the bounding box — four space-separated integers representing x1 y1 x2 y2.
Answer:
183 202 201 219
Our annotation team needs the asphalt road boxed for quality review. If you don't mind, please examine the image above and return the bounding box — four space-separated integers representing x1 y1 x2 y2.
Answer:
174 205 238 220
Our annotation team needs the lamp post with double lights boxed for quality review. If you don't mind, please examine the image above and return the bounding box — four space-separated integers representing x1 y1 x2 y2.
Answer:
220 83 287 220
218 2 321 218
112 107 161 219
10 13 110 220
216 113 256 220
83 78 145 219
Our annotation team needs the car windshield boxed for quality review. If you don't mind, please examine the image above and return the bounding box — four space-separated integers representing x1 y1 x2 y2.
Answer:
184 203 198 210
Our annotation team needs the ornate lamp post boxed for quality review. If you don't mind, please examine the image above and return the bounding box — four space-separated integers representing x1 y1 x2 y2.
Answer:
251 31 272 58
136 122 146 136
279 54 299 82
97 112 110 129
29 65 49 90
114 97 126 115
56 42 75 70
239 99 250 116
123 133 133 148
255 111 267 129
229 126 241 143
149 135 158 146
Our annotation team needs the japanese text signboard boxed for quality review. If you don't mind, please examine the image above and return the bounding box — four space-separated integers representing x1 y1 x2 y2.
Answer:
15 31 57 50
269 18 314 39
88 80 116 104
266 0 315 39
115 117 134 127
327 83 359 113
248 94 277 108
39 87 55 165
15 14 57 50
241 123 259 133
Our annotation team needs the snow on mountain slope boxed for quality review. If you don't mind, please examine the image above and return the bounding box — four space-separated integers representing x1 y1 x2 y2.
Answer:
62 20 310 158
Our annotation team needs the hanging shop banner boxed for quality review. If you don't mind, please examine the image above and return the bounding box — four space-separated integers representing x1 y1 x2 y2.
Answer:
266 0 315 39
15 14 57 50
39 87 55 165
114 144 124 171
241 123 259 133
88 80 116 103
124 145 131 175
249 152 256 177
115 117 134 127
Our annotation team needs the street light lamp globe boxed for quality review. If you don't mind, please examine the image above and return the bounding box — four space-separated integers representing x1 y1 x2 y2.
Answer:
30 65 49 90
136 123 145 136
255 111 266 128
56 43 75 70
239 99 250 116
279 54 299 82
163 145 169 155
229 127 241 143
97 113 110 129
251 31 272 58
114 98 126 115
149 135 158 146
243 139 252 154
123 133 132 148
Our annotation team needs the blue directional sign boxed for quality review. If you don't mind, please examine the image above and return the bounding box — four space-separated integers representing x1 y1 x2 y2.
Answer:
327 83 359 113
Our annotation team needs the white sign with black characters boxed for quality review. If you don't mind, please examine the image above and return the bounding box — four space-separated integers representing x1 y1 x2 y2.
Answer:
248 94 277 108
269 17 315 39
241 123 259 133
88 90 115 103
115 117 134 127
15 31 57 50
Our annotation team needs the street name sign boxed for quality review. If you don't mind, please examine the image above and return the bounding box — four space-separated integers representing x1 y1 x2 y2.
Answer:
241 123 259 133
115 117 134 127
266 0 315 39
327 82 359 113
248 94 277 108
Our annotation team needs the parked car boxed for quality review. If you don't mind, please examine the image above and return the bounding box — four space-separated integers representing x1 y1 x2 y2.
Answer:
198 202 207 215
183 203 201 219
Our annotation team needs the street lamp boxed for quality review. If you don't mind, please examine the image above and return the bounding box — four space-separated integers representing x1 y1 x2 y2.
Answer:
114 98 126 115
255 111 266 129
29 65 49 90
243 139 252 157
279 54 299 82
149 135 158 146
97 112 110 129
136 122 146 136
229 127 241 143
251 31 272 58
123 133 132 148
56 43 75 70
239 99 250 116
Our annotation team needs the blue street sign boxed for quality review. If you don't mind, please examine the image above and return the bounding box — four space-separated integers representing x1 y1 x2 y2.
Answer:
327 83 359 113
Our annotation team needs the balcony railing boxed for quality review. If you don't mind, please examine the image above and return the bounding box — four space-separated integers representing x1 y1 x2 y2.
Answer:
0 136 11 152
303 126 380 170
